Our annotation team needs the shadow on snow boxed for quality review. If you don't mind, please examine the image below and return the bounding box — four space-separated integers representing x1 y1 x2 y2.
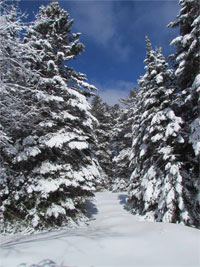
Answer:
118 193 131 212
84 198 98 220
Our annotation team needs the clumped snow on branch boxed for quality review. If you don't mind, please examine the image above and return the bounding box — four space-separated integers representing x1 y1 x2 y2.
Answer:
0 1 102 234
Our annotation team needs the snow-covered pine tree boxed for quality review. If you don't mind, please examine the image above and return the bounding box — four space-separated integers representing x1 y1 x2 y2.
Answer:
91 95 113 189
112 90 137 192
168 0 200 91
0 1 101 234
0 1 39 211
168 0 200 227
0 1 19 182
127 37 197 226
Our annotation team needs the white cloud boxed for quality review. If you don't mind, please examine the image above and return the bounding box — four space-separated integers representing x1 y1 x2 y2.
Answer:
63 0 179 61
98 89 129 106
129 1 180 45
63 1 132 61
68 2 115 45
94 80 137 106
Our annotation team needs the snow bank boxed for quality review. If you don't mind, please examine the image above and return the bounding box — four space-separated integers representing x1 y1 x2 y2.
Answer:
0 192 199 267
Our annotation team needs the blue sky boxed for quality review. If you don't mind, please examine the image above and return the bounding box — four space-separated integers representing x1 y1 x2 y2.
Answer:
19 0 180 105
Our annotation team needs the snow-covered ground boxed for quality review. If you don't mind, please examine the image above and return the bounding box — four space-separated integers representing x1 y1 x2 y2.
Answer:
0 191 199 267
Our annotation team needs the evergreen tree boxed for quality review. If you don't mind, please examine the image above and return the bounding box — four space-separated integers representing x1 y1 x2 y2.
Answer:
112 90 137 192
91 95 113 189
168 0 200 90
168 0 200 226
0 1 101 234
127 37 197 226
0 1 39 208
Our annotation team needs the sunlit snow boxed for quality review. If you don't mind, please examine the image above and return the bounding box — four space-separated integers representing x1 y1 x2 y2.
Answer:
155 74 163 84
190 118 200 156
1 192 199 267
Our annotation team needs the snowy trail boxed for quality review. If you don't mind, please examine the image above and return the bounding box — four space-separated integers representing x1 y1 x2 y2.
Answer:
0 191 200 267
